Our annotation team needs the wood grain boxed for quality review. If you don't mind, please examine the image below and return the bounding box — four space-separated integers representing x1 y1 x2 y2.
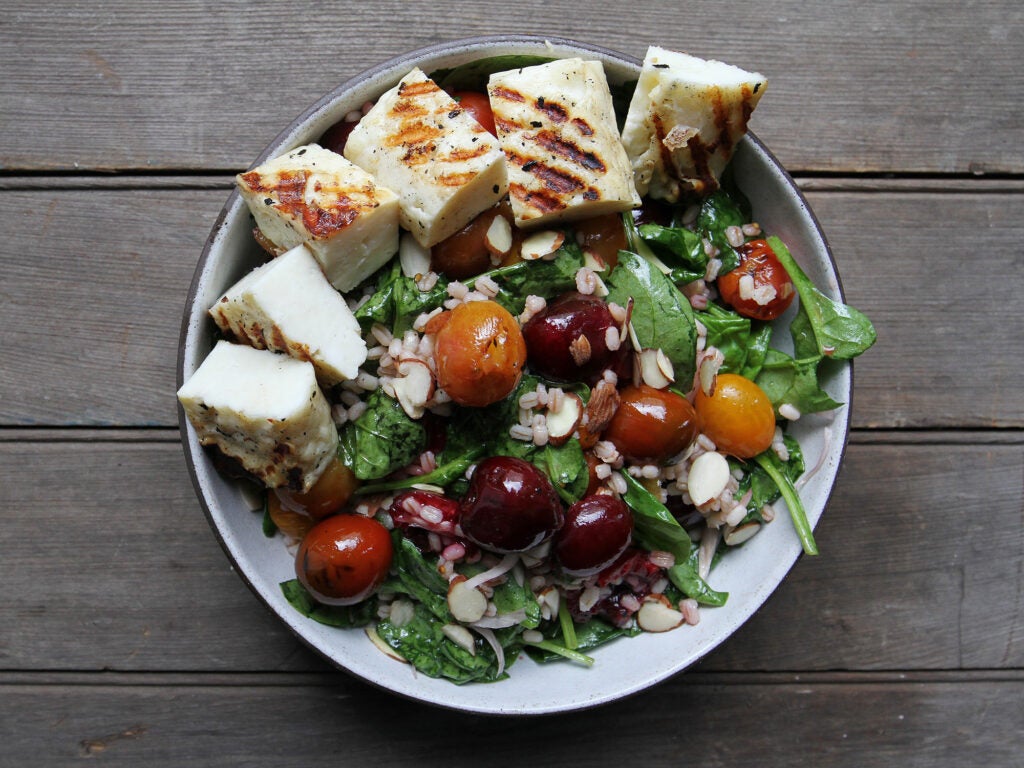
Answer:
0 439 1019 673
1 188 1020 428
2 675 1021 766
0 0 1021 174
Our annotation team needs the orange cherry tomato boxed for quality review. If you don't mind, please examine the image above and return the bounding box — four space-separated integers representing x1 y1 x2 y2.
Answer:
694 373 776 459
434 300 527 407
267 492 317 541
602 384 699 463
431 201 515 279
449 90 496 135
275 457 359 521
717 239 796 321
295 514 393 606
574 212 627 271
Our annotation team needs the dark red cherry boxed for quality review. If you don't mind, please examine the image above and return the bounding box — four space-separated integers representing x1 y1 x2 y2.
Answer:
460 456 564 553
555 495 633 577
521 292 626 384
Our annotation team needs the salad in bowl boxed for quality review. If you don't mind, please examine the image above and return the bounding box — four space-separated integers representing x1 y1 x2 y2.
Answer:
178 36 874 712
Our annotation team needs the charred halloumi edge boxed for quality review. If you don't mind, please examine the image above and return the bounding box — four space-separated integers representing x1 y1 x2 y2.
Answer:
621 46 766 201
177 341 338 492
236 143 400 292
209 244 367 388
487 57 640 229
344 67 508 248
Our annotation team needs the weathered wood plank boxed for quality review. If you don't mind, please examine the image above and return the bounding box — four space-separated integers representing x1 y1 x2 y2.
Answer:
1 677 1021 766
1 188 1020 428
0 440 1019 673
0 0 1021 174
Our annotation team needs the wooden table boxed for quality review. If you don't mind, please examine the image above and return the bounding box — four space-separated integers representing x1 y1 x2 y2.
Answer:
2 2 1021 764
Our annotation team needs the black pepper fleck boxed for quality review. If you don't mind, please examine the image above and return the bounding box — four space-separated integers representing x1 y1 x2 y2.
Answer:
522 160 537 171
654 63 669 69
297 148 307 155
530 121 542 128
754 82 761 93
492 185 499 193
264 198 274 205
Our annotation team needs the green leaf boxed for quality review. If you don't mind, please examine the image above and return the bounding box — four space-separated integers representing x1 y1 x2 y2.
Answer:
739 322 773 380
696 303 754 374
606 250 698 384
637 222 707 284
339 390 427 481
280 580 378 628
754 349 843 415
735 434 805 520
667 549 728 606
769 236 877 360
476 241 584 314
491 575 541 630
532 439 590 504
753 447 818 556
524 617 638 663
696 190 747 274
621 472 692 562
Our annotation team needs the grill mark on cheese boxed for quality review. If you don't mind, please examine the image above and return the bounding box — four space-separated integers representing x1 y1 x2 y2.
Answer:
490 85 526 103
509 183 567 215
437 171 477 187
535 97 568 123
239 170 374 239
534 129 606 173
571 117 594 136
446 144 493 162
397 79 441 98
650 114 676 187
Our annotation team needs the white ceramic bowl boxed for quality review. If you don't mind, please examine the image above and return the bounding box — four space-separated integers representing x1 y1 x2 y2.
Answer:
178 35 850 715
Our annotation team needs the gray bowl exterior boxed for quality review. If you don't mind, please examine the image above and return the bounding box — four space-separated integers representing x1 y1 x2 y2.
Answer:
178 35 850 715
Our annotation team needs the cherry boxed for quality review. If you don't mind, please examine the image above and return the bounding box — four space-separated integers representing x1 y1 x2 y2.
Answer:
521 292 626 384
460 456 564 553
555 495 633 577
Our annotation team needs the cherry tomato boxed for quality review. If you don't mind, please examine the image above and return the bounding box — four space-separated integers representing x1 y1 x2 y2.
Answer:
449 90 496 135
267 492 317 541
694 373 776 459
602 384 699 463
431 201 515 279
275 457 359 520
295 514 393 606
434 300 527 407
574 213 627 271
717 239 796 321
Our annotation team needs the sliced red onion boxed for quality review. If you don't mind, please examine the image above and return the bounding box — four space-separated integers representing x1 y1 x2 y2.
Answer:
796 426 833 491
463 553 519 592
471 626 505 677
470 609 528 629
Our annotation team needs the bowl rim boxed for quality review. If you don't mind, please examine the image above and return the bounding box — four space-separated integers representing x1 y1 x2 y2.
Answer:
177 33 852 714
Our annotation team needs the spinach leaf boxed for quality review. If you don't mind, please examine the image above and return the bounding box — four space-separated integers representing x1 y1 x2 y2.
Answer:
696 303 754 374
356 449 484 495
735 434 805 520
696 190 747 274
605 250 697 384
769 236 876 360
524 617 638 663
375 602 507 684
478 241 584 314
667 557 729 607
339 390 426 481
532 439 590 504
739 322 773 380
430 55 555 92
755 349 843 415
280 579 378 628
352 259 449 335
753 444 818 555
353 260 401 330
637 222 707 284
491 575 541 630
388 536 451 621
621 473 692 562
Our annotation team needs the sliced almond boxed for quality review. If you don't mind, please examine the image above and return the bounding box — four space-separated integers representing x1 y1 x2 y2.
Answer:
365 626 407 663
698 351 720 397
639 348 674 389
399 231 432 279
582 247 607 273
687 451 731 507
520 229 564 261
724 521 762 546
447 577 488 623
441 623 477 655
546 392 583 446
484 214 513 256
393 359 434 419
637 596 685 633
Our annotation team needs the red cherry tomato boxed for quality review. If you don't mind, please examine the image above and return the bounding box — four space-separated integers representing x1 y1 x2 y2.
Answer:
602 384 699 463
449 90 496 135
434 300 527 407
295 515 393 606
694 373 776 459
717 239 796 321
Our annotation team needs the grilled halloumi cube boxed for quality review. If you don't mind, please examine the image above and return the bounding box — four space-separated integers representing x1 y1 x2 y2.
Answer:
236 144 400 292
621 47 767 201
177 342 338 492
209 244 367 387
487 58 640 229
344 68 507 247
